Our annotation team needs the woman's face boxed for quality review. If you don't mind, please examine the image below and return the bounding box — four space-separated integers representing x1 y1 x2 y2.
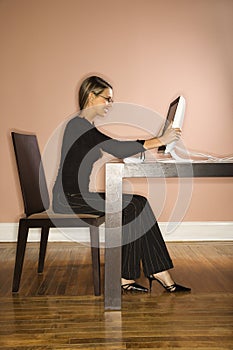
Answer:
90 88 113 117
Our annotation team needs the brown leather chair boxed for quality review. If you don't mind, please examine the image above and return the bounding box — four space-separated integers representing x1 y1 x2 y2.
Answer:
11 132 104 295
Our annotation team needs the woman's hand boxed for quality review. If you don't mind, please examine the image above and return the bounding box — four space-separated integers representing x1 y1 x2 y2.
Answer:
143 126 182 150
158 126 182 146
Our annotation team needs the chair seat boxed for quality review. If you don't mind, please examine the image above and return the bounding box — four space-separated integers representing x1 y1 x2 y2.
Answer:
27 210 102 220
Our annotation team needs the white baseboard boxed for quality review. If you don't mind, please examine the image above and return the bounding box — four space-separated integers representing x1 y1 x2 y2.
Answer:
0 222 232 242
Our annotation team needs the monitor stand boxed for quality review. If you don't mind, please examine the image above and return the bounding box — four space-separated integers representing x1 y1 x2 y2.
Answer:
169 149 193 162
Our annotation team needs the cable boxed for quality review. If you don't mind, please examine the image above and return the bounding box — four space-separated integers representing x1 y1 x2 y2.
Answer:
175 146 233 162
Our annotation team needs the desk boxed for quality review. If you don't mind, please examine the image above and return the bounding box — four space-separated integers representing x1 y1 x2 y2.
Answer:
104 161 233 310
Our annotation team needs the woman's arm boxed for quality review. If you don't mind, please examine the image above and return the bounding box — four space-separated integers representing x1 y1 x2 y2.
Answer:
93 121 181 156
144 127 181 150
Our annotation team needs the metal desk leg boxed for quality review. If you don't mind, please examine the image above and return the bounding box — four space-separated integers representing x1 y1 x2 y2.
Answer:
105 163 124 310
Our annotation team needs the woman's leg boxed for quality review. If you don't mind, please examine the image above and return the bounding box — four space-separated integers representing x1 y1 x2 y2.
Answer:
54 191 174 282
53 192 106 215
121 194 173 280
54 191 190 291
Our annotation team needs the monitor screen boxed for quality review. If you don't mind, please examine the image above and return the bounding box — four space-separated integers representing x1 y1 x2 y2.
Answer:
158 96 185 154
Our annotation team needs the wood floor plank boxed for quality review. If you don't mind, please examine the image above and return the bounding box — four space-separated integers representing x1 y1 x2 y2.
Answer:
0 242 232 349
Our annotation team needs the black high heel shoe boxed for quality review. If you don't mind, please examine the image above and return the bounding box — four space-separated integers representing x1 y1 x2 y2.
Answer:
147 275 191 293
121 282 148 293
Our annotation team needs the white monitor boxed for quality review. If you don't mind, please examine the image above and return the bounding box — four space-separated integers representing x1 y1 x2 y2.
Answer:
158 95 186 154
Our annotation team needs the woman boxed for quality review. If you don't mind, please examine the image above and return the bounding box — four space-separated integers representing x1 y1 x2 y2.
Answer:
53 75 191 293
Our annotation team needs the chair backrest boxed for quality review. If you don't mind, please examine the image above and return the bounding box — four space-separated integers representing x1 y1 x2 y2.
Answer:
11 132 50 216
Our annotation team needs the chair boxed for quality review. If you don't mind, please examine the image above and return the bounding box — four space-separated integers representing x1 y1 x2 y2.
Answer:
11 132 105 295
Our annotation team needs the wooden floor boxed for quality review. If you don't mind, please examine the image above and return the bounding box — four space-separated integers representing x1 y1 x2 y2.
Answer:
0 241 232 349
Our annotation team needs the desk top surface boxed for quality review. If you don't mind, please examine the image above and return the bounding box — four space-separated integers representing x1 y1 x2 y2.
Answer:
106 161 233 178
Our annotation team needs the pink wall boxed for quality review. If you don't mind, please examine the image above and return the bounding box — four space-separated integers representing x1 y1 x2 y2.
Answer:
1 0 232 222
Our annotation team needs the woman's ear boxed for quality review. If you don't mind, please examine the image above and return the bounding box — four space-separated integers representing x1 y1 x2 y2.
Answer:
89 91 95 103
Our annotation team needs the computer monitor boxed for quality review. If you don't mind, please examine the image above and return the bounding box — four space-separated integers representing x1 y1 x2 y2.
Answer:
158 95 186 154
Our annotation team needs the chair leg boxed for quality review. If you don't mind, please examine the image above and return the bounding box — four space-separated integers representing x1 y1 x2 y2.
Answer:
38 226 50 273
12 220 29 292
90 225 101 296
